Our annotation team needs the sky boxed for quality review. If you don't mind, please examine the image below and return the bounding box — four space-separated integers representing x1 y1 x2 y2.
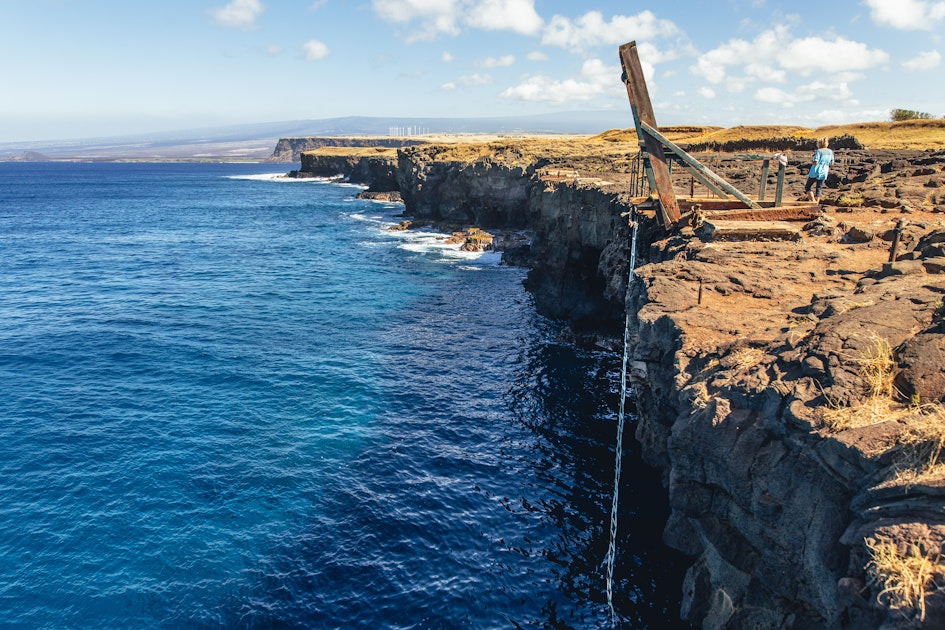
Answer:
1 0 943 142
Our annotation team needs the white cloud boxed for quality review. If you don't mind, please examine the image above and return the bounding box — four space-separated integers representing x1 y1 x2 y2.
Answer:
754 78 855 106
371 0 541 41
500 58 616 104
744 63 786 83
442 51 455 62
527 51 548 61
372 0 462 41
902 50 942 71
864 0 945 30
698 87 716 99
541 10 680 52
691 28 887 94
754 86 792 104
465 0 543 35
211 0 264 30
690 26 790 84
778 36 889 74
796 79 854 101
480 55 515 68
303 40 330 61
443 73 493 90
726 77 748 93
265 44 282 56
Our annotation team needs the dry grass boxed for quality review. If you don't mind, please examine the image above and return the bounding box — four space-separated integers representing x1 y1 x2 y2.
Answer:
730 347 765 371
837 194 866 208
855 333 897 399
891 404 945 484
815 119 945 149
304 146 400 158
822 397 912 432
593 119 945 150
865 537 944 622
304 118 945 165
821 333 900 432
684 120 945 149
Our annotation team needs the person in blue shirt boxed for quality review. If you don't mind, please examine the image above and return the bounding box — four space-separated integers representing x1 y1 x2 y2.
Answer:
804 137 834 203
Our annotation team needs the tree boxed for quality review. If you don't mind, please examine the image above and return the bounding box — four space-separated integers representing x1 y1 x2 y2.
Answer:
890 108 934 122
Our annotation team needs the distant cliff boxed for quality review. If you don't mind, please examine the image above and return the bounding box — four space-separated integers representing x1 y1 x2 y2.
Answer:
298 151 400 192
269 137 427 163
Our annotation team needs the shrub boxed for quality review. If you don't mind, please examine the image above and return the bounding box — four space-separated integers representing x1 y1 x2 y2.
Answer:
891 108 934 122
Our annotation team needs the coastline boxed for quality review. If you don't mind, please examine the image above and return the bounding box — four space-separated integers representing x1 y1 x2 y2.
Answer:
286 133 945 627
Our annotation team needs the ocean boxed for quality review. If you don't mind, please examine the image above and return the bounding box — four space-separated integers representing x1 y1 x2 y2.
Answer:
0 162 686 628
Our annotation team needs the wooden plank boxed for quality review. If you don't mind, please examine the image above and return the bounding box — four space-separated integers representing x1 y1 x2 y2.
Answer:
639 121 762 209
702 205 821 222
699 220 802 241
619 41 680 226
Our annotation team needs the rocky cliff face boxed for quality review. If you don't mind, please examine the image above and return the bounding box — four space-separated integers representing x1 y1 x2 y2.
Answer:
627 218 945 628
299 152 400 192
396 146 533 227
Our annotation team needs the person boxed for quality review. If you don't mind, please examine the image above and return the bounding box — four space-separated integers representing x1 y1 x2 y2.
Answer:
804 137 834 203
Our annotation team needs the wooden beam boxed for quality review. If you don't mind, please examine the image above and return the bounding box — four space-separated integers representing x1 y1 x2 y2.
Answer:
619 41 680 226
699 220 803 241
639 121 762 209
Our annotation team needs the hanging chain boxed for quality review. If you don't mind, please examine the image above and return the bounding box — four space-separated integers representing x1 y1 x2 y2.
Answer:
606 206 639 625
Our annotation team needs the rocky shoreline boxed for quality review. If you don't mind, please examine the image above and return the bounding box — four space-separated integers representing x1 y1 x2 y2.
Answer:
287 138 945 628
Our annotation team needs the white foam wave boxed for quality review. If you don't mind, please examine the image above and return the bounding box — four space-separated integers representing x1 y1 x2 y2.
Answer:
392 230 503 265
225 173 332 183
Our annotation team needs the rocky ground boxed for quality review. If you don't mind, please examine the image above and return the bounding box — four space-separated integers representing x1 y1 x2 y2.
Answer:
622 148 945 628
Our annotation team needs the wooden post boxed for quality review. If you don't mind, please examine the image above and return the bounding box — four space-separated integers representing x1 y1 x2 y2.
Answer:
619 41 680 226
759 159 770 202
775 161 785 207
889 219 904 262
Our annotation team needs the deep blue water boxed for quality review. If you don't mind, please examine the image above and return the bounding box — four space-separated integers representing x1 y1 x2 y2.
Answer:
0 162 686 628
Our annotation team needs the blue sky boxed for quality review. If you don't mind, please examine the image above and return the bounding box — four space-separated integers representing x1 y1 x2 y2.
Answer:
1 0 943 142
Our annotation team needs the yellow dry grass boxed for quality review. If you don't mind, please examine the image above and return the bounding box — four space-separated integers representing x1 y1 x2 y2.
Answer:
730 347 765 371
821 333 901 432
815 119 945 149
891 404 945 484
305 146 400 158
302 117 945 166
667 120 945 149
865 537 944 622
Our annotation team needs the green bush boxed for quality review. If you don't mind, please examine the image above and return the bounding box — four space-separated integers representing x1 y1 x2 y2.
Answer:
890 108 935 122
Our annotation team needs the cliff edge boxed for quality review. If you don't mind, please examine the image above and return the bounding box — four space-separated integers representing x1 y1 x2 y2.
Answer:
288 131 945 628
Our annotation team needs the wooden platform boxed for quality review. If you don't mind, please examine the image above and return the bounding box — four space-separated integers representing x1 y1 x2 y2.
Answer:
698 219 803 242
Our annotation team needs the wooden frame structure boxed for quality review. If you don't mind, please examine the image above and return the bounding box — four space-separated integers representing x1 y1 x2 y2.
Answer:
619 41 807 228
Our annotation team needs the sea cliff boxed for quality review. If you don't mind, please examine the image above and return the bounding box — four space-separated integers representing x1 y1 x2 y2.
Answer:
290 136 945 628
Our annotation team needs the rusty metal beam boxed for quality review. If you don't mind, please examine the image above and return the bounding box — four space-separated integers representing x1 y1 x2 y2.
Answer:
619 41 680 226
